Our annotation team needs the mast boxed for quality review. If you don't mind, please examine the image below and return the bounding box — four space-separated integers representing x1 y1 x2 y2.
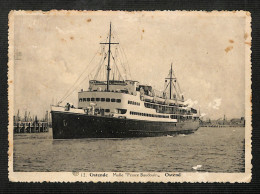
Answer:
169 63 173 99
100 22 119 91
107 23 112 91
165 63 175 99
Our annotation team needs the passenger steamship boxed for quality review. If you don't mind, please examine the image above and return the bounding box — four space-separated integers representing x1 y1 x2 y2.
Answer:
51 23 200 139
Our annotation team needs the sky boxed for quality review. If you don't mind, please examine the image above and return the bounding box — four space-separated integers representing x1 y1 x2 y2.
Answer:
12 11 249 119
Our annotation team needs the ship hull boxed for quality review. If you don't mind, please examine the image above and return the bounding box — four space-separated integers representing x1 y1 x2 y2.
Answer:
51 111 200 139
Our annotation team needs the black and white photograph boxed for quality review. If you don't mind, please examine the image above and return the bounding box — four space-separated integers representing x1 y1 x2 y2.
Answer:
8 10 252 182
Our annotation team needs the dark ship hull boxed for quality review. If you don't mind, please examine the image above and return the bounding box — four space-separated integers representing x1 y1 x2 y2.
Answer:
51 110 200 139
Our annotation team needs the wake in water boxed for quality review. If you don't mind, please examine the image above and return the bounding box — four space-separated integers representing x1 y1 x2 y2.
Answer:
192 165 202 170
166 134 187 137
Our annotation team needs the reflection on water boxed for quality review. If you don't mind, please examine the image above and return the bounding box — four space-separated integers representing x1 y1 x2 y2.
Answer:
13 127 245 172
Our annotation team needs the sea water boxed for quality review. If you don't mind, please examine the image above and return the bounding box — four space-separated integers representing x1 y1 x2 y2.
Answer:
13 127 245 172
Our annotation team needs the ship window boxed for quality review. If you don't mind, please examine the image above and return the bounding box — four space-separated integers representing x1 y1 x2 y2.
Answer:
96 98 100 101
106 98 110 102
91 98 95 101
83 98 87 102
79 98 82 102
141 113 144 116
128 101 131 104
118 109 127 114
101 98 105 102
105 109 110 113
111 98 115 102
130 111 132 115
86 98 90 101
116 99 121 103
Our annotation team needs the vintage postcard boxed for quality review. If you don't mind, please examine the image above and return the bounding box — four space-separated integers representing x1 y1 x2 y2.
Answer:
8 10 252 183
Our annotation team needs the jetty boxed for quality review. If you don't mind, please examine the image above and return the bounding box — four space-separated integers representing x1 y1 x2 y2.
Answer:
13 110 50 133
14 121 48 133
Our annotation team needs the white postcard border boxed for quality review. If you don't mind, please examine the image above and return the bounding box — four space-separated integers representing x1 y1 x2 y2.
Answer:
8 10 252 183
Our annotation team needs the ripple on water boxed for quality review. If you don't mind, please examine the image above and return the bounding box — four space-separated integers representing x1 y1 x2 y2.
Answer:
13 127 245 172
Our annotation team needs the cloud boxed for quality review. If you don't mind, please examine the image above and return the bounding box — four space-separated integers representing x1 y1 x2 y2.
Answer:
208 98 222 110
184 98 198 107
200 113 206 117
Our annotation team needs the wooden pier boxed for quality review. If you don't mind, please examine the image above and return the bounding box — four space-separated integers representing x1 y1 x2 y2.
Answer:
13 110 51 133
14 121 49 133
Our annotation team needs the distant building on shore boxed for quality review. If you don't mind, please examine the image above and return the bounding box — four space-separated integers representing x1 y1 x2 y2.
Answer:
200 116 245 127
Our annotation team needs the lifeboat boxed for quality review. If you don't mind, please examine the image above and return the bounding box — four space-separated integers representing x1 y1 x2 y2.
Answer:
143 95 153 102
153 96 165 104
166 99 177 106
